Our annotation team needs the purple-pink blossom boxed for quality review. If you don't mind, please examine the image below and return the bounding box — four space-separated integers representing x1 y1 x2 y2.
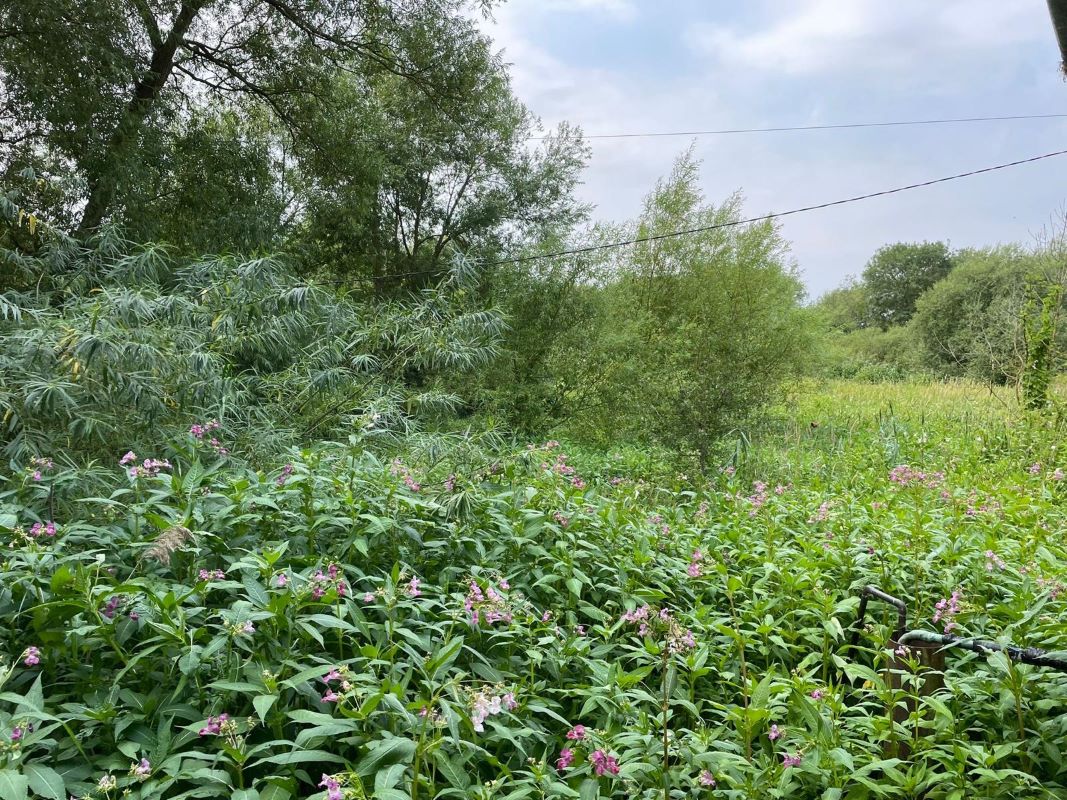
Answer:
768 724 782 741
699 771 716 787
22 646 40 667
589 750 620 776
566 725 587 740
555 748 574 771
198 714 228 736
782 753 802 768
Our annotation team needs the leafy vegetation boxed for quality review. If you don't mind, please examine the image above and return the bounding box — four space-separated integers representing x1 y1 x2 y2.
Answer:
3 4 1067 799
3 381 1067 800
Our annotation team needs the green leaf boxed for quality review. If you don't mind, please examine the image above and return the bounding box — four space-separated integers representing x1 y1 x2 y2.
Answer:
25 765 64 800
432 751 470 790
0 770 28 800
231 791 261 800
253 694 277 721
355 738 416 777
374 764 406 793
578 778 599 800
249 750 345 767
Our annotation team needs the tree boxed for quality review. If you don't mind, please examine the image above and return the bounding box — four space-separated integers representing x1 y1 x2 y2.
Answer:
911 246 1065 384
862 241 955 328
556 148 814 456
815 276 869 332
0 0 494 236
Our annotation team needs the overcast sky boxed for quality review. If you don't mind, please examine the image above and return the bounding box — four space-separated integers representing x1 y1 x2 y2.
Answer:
480 0 1067 297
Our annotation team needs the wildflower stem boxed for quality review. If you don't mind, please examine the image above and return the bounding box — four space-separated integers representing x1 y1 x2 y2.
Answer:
661 645 670 800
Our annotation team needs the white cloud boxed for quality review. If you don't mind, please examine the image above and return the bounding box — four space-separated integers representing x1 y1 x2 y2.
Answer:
687 0 1046 80
479 1 1067 295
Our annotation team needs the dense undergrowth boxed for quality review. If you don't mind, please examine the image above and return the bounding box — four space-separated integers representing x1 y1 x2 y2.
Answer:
2 381 1067 800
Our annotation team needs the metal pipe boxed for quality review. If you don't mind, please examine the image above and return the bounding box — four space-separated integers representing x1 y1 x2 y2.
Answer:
850 585 908 649
897 630 1067 673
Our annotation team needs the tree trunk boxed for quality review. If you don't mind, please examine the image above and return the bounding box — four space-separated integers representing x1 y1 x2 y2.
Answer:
76 1 208 237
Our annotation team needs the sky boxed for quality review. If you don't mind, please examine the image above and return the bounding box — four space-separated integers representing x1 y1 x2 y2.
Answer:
479 0 1067 298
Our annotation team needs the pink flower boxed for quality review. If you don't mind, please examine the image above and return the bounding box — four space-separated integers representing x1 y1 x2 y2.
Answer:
541 610 552 623
782 753 802 768
574 625 586 636
363 592 375 603
589 750 620 776
133 758 151 778
324 669 342 683
322 689 340 703
407 577 421 597
810 689 824 700
275 573 288 588
1052 468 1065 481
699 771 716 787
768 724 782 741
10 726 23 742
119 451 137 466
499 578 510 590
198 714 228 736
687 561 701 578
1030 462 1042 475
566 725 587 740
319 774 343 800
503 692 518 711
555 748 574 771
22 646 40 667
276 463 294 486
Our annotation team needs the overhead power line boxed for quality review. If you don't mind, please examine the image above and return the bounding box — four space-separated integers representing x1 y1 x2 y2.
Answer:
528 113 1067 141
490 148 1067 265
323 147 1067 285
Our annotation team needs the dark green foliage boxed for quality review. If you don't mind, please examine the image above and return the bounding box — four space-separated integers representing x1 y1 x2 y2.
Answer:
911 246 1064 385
862 241 955 328
0 201 503 463
1022 283 1063 410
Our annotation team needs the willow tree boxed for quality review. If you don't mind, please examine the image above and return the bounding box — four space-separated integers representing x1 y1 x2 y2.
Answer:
0 0 495 236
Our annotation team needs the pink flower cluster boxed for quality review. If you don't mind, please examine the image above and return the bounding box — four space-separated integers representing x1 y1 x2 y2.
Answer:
699 771 716 787
198 569 226 582
889 465 945 489
541 449 576 477
121 451 172 479
102 595 124 619
311 564 348 599
27 456 53 482
465 579 513 626
933 590 962 633
22 646 40 667
687 549 703 578
469 687 517 732
589 749 620 776
190 420 228 455
407 576 421 598
322 666 353 703
319 774 343 800
620 605 695 653
276 463 294 486
746 482 768 516
130 758 151 780
553 511 569 527
782 753 802 768
198 714 229 736
984 550 1006 571
28 521 56 538
808 501 830 523
390 459 421 492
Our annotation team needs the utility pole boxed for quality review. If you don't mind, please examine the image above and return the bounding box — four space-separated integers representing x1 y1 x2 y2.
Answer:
1047 0 1067 75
